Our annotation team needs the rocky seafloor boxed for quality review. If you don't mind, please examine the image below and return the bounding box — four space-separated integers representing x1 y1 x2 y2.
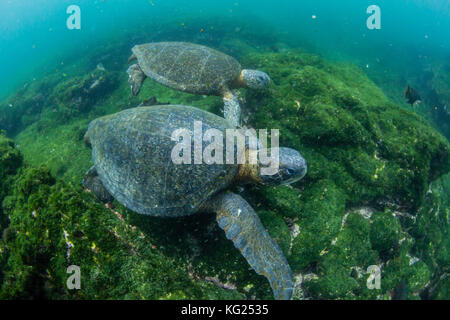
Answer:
0 19 449 300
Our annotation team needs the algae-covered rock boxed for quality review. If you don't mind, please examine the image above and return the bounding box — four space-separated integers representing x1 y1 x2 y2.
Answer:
51 69 119 114
0 132 22 182
0 68 119 136
0 133 23 287
0 166 242 299
243 51 450 208
429 57 450 138
239 51 450 299
1 46 449 300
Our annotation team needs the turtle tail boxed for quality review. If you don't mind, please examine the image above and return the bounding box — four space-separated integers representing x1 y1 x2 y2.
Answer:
204 192 294 300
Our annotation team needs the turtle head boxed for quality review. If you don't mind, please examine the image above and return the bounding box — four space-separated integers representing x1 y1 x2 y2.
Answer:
240 69 271 90
127 64 146 96
256 147 307 186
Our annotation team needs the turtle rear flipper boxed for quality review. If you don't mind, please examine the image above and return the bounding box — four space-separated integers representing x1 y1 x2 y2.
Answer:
82 166 114 203
203 192 294 300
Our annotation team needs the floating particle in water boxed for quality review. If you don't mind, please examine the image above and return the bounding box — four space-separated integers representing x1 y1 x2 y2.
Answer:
312 15 317 19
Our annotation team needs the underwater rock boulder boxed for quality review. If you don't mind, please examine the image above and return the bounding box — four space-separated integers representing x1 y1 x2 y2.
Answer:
428 58 450 138
240 51 450 299
244 51 450 208
0 133 22 178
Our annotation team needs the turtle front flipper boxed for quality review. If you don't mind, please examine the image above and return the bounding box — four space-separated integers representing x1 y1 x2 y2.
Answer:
203 191 294 300
127 64 147 96
82 166 114 203
223 90 241 127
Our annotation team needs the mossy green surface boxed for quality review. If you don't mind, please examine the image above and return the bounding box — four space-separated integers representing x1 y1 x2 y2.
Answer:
0 132 23 229
0 165 242 299
0 36 449 299
243 51 449 207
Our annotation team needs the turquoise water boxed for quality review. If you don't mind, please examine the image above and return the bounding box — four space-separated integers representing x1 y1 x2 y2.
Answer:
1 0 449 99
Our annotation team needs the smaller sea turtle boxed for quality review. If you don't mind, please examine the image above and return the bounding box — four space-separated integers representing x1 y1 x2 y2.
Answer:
83 105 307 299
127 42 271 127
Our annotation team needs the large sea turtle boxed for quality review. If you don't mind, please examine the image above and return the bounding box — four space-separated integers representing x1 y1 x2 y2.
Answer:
127 42 271 127
83 105 307 300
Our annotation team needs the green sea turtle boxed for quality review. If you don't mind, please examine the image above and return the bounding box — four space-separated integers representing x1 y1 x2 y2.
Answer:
127 42 271 127
83 105 307 300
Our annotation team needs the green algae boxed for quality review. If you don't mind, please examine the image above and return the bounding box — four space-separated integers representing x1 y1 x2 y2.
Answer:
243 51 450 206
13 77 221 181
